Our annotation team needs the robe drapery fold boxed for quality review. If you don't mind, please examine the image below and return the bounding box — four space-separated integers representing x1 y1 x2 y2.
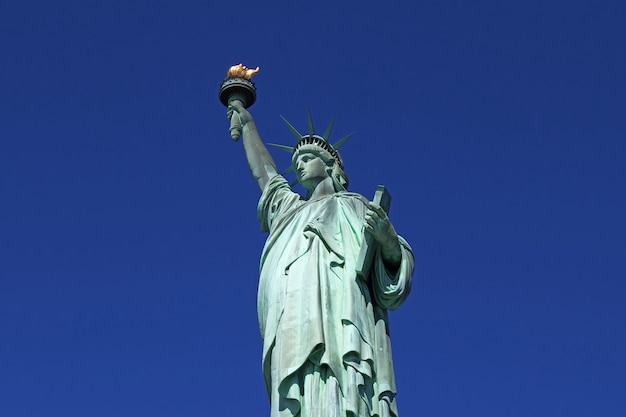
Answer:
257 175 414 417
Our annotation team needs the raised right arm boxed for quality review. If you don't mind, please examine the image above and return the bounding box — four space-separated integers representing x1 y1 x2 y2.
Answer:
228 101 279 191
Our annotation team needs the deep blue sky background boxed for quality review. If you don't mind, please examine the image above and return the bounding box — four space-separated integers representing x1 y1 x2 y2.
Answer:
2 1 625 416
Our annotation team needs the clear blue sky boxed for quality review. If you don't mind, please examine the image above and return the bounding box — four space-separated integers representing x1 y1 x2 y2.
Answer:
2 1 625 416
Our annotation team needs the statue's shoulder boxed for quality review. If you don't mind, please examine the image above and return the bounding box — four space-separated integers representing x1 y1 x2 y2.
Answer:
334 192 370 206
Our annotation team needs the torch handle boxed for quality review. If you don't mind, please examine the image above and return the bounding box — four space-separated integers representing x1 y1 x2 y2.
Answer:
228 99 245 141
229 111 242 141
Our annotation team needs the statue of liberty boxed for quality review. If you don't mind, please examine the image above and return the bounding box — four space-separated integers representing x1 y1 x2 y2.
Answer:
224 68 415 417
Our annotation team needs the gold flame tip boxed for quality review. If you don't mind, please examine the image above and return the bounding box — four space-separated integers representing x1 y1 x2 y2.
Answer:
227 63 260 79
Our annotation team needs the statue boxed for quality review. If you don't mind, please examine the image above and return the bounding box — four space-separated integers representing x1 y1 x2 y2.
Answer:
220 66 415 417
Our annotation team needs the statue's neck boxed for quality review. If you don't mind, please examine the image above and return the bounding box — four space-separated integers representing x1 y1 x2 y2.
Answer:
307 177 335 200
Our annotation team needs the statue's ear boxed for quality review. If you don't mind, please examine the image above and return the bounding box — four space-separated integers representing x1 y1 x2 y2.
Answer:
325 160 335 175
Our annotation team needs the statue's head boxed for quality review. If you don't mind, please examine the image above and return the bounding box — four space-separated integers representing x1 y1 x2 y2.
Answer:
292 135 349 193
269 111 353 196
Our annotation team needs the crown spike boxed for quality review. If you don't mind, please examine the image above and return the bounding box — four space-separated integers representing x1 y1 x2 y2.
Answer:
332 133 354 150
307 108 316 138
273 111 349 173
280 115 303 141
281 165 295 176
322 117 335 141
268 143 295 153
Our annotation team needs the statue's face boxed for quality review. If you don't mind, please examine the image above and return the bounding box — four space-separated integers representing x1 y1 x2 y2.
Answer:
295 152 330 190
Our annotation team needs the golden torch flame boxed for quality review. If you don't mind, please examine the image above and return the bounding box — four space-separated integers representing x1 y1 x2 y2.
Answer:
227 63 260 79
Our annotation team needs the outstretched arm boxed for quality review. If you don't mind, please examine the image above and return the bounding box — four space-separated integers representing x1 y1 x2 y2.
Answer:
228 101 279 191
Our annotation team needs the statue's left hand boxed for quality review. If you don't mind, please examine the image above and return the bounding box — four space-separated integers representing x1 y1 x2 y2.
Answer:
365 202 402 267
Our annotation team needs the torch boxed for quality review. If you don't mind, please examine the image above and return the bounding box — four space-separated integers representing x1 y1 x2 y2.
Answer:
218 64 260 141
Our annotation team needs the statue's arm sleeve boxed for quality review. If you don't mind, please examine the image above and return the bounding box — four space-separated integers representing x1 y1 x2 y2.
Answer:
257 175 301 233
371 235 414 310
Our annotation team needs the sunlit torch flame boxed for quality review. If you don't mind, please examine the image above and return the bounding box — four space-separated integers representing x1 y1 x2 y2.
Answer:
227 63 260 79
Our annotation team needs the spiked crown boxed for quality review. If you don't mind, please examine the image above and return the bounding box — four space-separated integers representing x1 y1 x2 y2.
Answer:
268 110 353 171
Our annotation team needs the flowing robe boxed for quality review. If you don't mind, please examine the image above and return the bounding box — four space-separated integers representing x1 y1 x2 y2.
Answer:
257 175 414 417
